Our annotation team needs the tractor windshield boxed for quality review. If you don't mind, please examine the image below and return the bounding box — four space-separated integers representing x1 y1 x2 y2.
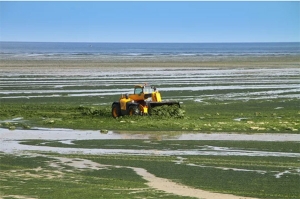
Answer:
134 87 143 95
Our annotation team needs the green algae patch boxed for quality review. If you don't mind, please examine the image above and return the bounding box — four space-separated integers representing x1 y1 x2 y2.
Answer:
2 139 299 199
20 139 300 153
0 98 299 133
77 106 111 117
0 153 195 199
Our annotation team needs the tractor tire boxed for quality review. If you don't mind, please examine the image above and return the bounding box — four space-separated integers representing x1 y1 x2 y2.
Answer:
112 104 121 118
128 105 140 116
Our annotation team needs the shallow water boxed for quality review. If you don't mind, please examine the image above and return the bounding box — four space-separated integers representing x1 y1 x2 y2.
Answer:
1 127 300 141
1 127 300 157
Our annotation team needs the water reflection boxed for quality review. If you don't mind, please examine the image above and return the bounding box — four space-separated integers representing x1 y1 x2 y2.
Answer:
1 127 299 142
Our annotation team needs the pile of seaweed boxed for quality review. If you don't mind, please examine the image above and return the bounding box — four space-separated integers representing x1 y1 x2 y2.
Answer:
151 105 185 118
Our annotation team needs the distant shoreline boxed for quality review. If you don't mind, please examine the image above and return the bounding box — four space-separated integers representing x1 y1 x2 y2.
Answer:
2 41 300 43
1 55 300 62
1 42 299 61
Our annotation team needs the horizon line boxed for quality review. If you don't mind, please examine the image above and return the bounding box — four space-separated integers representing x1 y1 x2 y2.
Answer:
1 41 300 44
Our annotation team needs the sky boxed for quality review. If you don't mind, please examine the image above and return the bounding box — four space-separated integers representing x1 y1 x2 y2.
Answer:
0 1 299 43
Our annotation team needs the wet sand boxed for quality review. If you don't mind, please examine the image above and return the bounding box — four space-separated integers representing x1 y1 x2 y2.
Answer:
1 55 300 70
1 57 299 102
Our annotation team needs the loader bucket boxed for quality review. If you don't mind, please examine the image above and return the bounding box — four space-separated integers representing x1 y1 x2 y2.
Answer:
149 102 184 118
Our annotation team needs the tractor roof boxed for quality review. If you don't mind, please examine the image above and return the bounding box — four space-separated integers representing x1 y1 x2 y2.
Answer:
134 84 151 88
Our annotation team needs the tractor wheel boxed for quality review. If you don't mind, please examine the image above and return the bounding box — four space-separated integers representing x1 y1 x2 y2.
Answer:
112 104 121 118
128 105 140 116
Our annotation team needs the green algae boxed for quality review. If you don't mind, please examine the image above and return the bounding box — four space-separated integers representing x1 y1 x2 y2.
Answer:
0 98 299 133
1 139 299 199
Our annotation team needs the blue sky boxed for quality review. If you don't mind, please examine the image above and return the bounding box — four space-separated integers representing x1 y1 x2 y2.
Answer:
0 1 299 43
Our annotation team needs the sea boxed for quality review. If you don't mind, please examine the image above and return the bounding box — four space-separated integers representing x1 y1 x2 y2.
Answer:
0 41 299 60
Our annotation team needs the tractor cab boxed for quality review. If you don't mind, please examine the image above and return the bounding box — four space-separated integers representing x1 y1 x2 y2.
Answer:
130 84 161 102
133 84 154 95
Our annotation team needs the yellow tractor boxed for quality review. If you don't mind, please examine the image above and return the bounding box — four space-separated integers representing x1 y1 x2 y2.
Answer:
111 84 180 118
